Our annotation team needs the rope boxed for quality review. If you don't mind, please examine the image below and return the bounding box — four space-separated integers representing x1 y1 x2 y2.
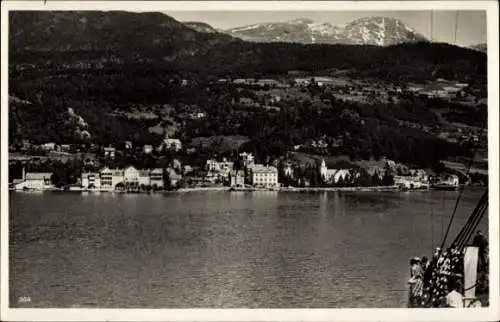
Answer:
438 120 487 253
455 206 484 249
431 207 435 251
460 193 487 247
460 204 488 250
452 190 488 249
455 193 486 244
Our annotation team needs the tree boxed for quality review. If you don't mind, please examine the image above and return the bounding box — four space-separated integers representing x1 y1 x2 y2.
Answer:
382 171 395 186
163 169 172 190
371 172 382 186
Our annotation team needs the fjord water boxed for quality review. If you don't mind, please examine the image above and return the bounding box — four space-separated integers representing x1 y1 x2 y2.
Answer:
9 189 487 308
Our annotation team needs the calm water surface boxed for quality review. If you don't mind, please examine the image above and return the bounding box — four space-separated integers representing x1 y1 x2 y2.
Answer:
9 189 487 308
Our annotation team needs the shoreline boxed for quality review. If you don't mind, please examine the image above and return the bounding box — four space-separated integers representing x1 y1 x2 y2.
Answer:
7 185 465 194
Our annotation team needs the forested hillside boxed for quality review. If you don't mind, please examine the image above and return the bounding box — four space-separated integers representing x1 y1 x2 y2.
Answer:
9 11 487 169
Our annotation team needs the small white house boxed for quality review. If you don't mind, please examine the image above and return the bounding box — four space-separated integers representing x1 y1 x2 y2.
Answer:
138 170 150 186
229 170 245 187
14 172 54 190
150 168 164 188
143 144 153 154
164 138 182 152
104 147 116 159
41 142 56 151
81 172 101 189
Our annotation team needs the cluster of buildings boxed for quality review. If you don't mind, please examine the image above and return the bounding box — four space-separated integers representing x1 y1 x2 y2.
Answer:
10 152 280 191
216 78 289 88
10 134 184 164
81 166 167 191
205 153 279 188
394 170 460 190
103 135 183 158
407 79 469 100
9 144 461 192
394 169 431 189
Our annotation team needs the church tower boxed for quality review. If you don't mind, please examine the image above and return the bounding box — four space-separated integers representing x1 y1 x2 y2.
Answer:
320 158 327 179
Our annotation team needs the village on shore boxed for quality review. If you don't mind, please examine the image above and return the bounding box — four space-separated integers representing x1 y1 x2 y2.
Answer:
9 70 487 195
9 138 464 193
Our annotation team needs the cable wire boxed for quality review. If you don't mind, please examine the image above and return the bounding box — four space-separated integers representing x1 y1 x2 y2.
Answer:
438 120 487 253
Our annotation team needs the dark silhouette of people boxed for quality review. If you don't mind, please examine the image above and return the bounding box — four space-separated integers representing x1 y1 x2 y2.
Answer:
472 231 487 270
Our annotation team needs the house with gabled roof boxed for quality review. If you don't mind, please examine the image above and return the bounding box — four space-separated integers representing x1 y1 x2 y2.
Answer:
13 172 54 190
150 168 164 188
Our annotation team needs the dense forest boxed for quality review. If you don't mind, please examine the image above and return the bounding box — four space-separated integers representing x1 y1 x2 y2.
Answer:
10 70 477 169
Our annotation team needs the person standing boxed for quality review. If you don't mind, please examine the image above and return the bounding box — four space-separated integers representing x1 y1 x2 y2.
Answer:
408 257 424 307
445 280 464 308
473 231 487 271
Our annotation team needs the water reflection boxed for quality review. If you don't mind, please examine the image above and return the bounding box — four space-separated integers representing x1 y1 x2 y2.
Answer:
9 189 487 308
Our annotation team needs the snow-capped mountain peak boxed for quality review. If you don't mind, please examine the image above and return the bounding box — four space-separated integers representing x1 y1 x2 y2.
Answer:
224 16 427 46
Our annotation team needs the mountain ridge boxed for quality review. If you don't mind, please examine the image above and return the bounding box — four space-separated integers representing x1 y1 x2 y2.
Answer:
183 21 220 33
9 11 485 81
224 16 428 46
469 43 487 53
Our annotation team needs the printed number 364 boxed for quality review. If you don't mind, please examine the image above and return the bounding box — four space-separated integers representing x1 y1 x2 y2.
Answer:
18 296 31 303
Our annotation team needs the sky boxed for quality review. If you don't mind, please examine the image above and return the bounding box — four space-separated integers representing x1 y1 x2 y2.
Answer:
166 11 487 47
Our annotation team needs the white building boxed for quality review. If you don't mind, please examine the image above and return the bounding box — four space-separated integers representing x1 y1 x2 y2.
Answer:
150 168 164 188
250 165 279 187
394 176 429 189
164 137 182 152
319 159 351 183
81 172 101 189
98 166 165 190
13 172 54 190
59 144 71 153
99 167 123 190
283 163 294 178
41 142 56 151
313 76 336 87
294 78 311 86
206 159 220 172
438 174 460 188
143 144 153 154
206 158 234 172
206 158 234 182
408 169 430 183
123 166 150 186
319 159 336 182
229 170 245 187
104 147 116 159
183 165 194 175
